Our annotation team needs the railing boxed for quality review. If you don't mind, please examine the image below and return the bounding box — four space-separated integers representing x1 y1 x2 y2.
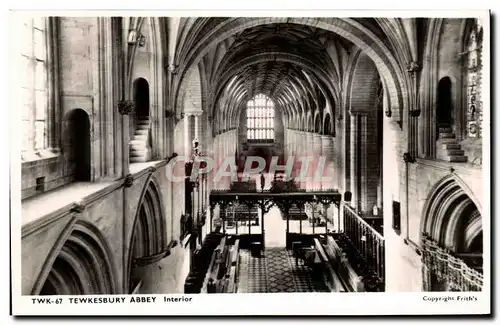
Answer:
422 235 482 291
343 205 385 283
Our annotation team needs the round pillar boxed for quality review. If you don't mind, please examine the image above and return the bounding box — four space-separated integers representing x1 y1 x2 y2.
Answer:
321 135 335 191
313 133 323 191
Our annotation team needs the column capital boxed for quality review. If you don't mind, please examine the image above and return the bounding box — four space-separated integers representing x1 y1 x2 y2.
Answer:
118 100 134 115
406 61 420 76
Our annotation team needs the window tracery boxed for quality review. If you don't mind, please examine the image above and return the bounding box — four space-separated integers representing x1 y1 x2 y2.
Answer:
246 94 275 141
21 17 48 152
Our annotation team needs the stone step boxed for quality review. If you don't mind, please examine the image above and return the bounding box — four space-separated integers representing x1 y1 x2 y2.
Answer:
439 127 452 133
130 143 147 150
441 143 461 150
137 121 150 127
135 129 149 135
438 138 459 144
130 150 147 157
130 156 148 163
439 133 456 139
448 156 468 163
446 149 465 156
130 139 147 145
133 134 148 141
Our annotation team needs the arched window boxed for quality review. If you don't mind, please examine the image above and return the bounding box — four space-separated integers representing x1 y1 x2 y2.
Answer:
465 19 483 138
246 94 275 141
21 17 48 152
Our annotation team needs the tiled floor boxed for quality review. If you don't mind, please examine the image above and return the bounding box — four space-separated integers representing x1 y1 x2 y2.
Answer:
237 247 329 293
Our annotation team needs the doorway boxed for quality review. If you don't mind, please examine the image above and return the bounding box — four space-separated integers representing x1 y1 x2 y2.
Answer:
437 77 453 130
67 109 91 181
134 78 150 119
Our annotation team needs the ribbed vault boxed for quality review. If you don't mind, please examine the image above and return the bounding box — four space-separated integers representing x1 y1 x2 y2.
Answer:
171 17 414 132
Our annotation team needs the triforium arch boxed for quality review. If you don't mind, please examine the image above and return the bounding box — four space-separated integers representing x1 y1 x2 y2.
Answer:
32 219 118 295
420 175 483 292
127 177 168 292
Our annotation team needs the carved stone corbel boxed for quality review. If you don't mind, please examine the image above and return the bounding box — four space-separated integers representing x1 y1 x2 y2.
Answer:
406 61 420 76
71 203 85 214
118 100 134 115
168 64 178 75
124 174 134 187
403 152 416 164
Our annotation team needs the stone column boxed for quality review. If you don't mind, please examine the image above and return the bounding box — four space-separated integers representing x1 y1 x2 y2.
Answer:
194 113 200 140
306 132 315 191
213 135 219 189
291 130 296 157
184 113 191 158
313 133 323 191
350 113 360 212
299 131 307 190
223 131 231 190
321 135 335 190
360 114 369 213
118 100 133 177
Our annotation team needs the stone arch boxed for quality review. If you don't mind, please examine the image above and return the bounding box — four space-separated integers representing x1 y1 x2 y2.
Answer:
306 113 313 132
127 177 168 292
323 113 332 136
348 53 381 114
436 76 453 132
421 175 482 252
314 113 322 134
133 77 150 118
347 53 384 212
32 219 118 295
126 17 166 159
177 64 203 117
464 211 482 252
64 109 91 182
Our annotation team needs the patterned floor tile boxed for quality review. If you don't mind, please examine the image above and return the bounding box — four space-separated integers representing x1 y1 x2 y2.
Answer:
236 247 329 293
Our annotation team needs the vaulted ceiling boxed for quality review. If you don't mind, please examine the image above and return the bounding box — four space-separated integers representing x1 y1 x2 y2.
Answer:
170 17 420 132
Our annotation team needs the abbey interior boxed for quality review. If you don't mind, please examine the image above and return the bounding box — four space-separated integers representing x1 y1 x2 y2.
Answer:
19 16 486 295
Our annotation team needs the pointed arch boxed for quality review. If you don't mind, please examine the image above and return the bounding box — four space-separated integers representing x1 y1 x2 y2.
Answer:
348 53 381 115
127 176 168 292
420 175 482 252
314 112 322 134
323 113 332 136
32 219 118 295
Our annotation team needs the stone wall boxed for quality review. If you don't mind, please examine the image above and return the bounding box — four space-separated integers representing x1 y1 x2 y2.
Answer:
22 162 190 295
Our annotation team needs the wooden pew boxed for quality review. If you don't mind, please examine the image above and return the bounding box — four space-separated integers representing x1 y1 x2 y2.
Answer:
226 239 240 293
313 238 346 292
201 237 242 294
324 236 365 292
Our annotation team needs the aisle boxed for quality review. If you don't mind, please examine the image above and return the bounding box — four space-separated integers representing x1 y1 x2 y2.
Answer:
264 206 286 248
236 248 329 293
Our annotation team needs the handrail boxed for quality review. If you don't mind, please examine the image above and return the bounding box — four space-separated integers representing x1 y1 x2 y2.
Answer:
344 204 384 241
